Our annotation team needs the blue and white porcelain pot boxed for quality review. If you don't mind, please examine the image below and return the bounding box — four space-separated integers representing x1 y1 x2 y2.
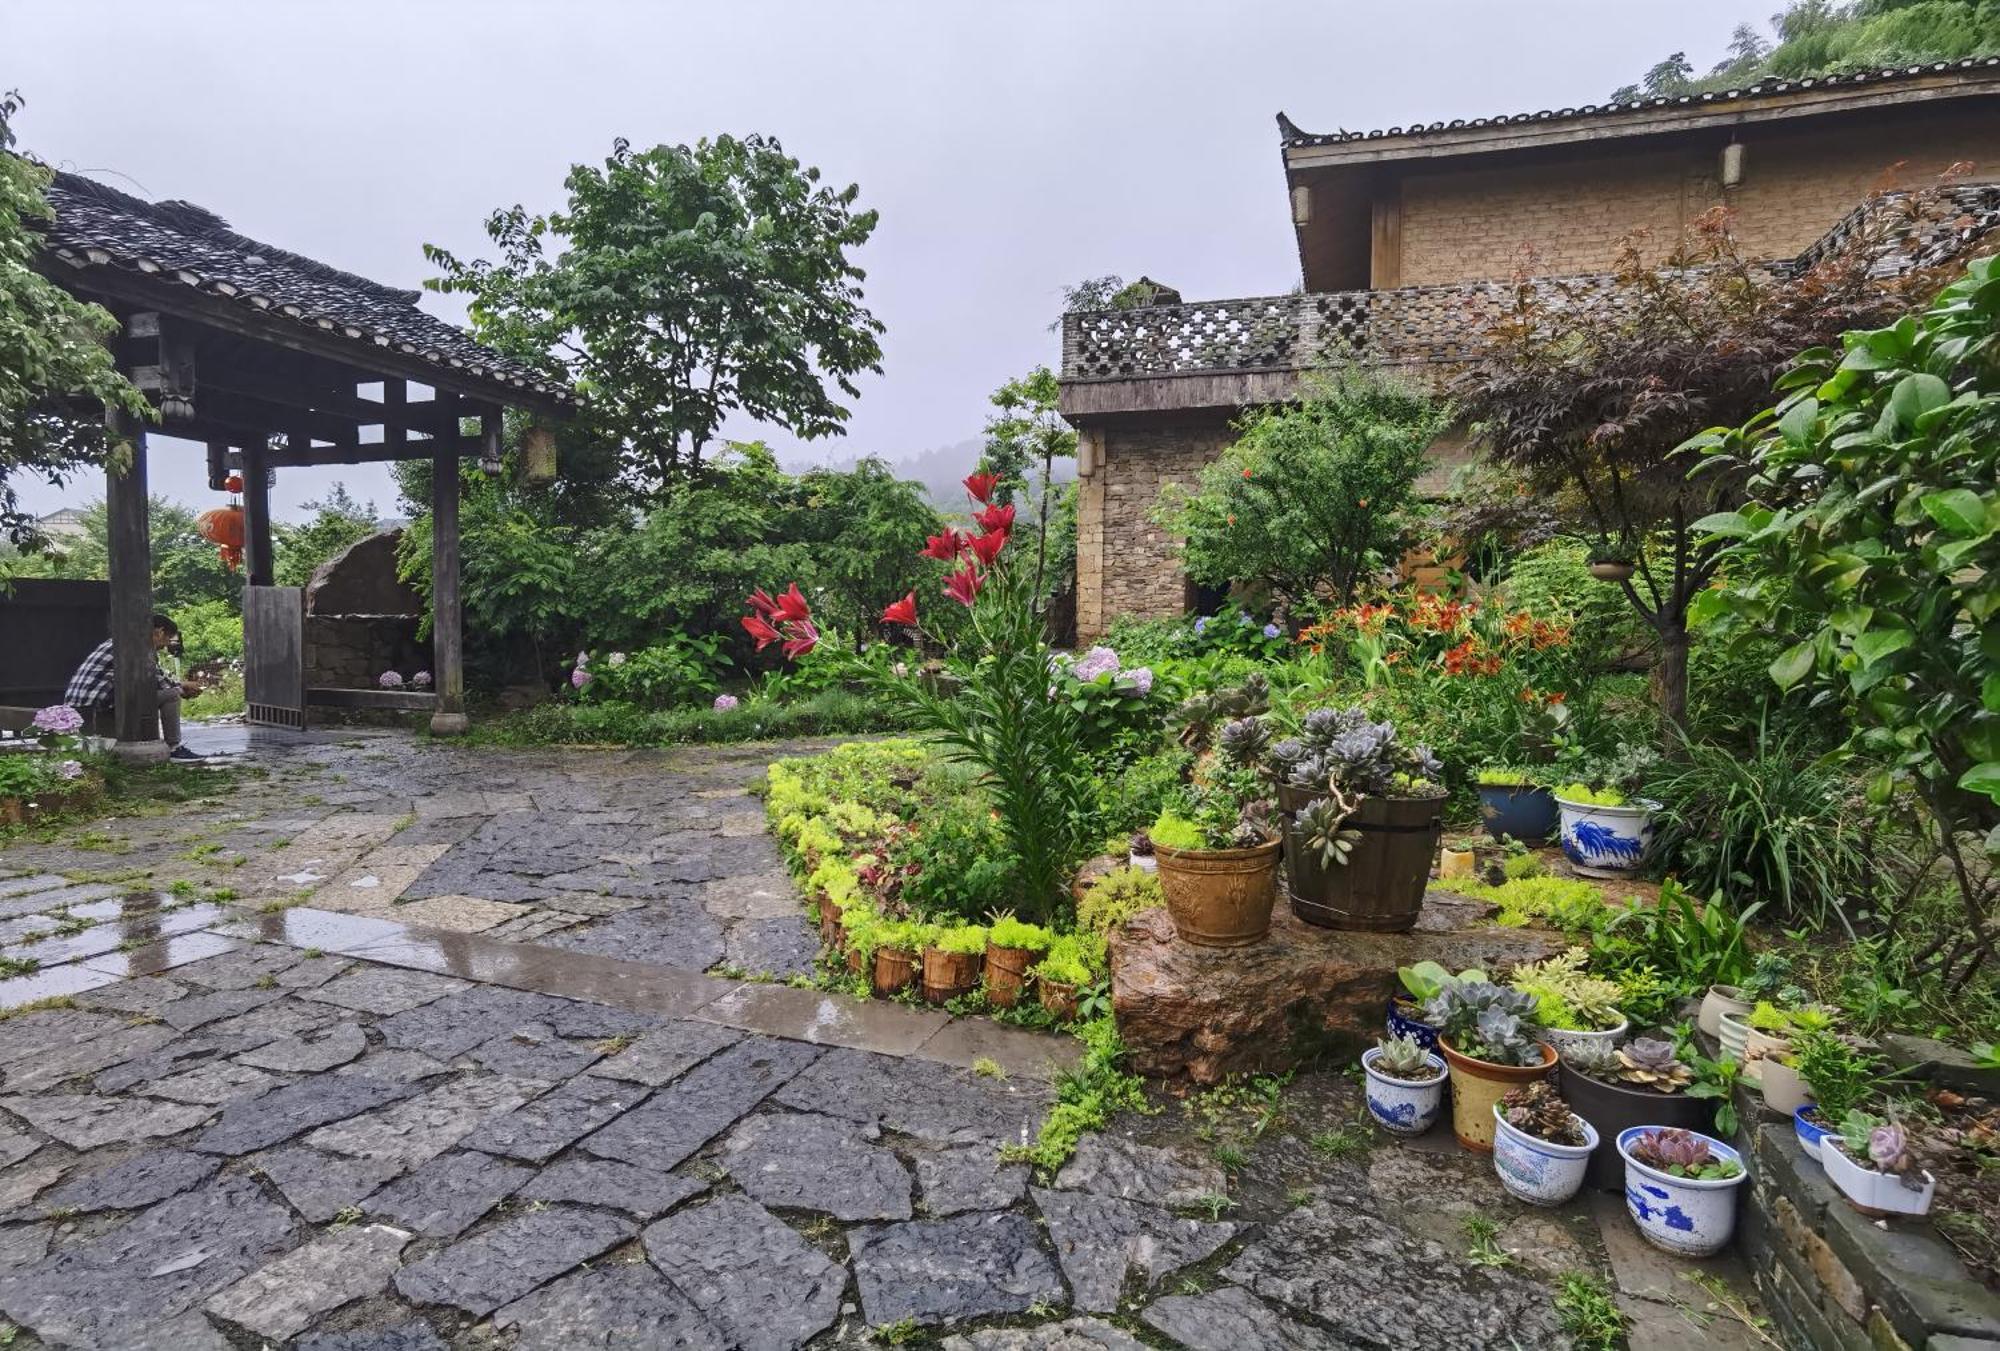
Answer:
1616 1127 1749 1257
1362 1046 1447 1136
1492 1103 1598 1206
1385 998 1441 1052
1793 1105 1832 1165
1555 797 1659 878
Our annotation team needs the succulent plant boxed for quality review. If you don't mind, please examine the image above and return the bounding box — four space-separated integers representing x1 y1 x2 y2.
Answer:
1424 982 1544 1067
1627 1127 1741 1180
1272 705 1442 799
1501 1081 1587 1147
1562 1039 1620 1077
1838 1111 1928 1191
1295 790 1361 867
1218 716 1271 768
1372 1033 1441 1081
1580 1037 1694 1093
1173 673 1270 750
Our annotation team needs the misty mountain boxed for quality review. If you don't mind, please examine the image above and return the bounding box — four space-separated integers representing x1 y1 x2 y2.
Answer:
779 435 1075 508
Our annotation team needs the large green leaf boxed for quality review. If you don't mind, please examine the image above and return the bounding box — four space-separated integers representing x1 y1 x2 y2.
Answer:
1778 397 1818 446
1693 511 1752 538
1852 627 1913 668
1922 488 1988 538
1769 641 1816 691
1961 761 2000 805
1889 373 1950 428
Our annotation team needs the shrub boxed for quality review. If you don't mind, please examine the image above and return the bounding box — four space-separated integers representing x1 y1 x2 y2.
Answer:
172 599 244 668
987 916 1053 952
1097 746 1193 836
581 633 728 708
892 794 1018 923
1076 867 1164 935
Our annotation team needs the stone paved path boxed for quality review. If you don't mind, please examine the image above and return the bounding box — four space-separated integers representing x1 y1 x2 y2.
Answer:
0 726 1770 1347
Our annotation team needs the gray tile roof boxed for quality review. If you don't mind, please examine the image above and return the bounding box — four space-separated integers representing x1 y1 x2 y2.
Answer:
1278 55 2000 148
38 171 571 407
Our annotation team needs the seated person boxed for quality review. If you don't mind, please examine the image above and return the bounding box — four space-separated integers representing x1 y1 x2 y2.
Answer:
63 613 205 761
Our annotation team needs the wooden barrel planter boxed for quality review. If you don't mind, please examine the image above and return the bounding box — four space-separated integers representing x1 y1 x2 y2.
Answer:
921 946 983 1004
845 945 867 976
1279 783 1445 932
984 943 1035 1008
1038 979 1079 1021
872 946 916 998
818 904 843 952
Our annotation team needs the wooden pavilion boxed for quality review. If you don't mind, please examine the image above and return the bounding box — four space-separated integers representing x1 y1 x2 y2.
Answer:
35 173 570 750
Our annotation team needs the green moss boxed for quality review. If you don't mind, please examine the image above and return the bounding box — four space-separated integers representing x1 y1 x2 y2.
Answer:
1148 813 1203 851
1555 783 1627 807
987 916 1053 952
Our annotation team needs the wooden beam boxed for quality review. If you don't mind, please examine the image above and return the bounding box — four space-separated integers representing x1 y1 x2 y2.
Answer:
429 389 468 736
242 443 274 587
103 406 162 754
382 378 407 453
307 687 438 712
263 435 472 469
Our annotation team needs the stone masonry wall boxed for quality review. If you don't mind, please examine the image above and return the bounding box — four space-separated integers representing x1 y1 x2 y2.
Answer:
1076 420 1230 640
304 616 426 690
1398 117 2000 287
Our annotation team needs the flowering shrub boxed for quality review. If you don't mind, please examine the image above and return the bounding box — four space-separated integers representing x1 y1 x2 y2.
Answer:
713 694 739 711
745 474 1099 923
378 670 405 689
1 704 91 806
575 632 727 708
1048 644 1172 762
411 671 434 689
30 705 82 736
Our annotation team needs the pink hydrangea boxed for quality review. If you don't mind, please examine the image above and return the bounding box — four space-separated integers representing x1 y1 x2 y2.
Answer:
410 671 433 689
31 705 83 735
1070 646 1121 683
1121 666 1155 696
378 671 405 689
713 694 740 711
571 668 591 690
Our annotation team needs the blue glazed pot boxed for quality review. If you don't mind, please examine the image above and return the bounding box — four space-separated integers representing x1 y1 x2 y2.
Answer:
1555 796 1659 878
1618 1126 1748 1257
1476 783 1558 844
1363 1047 1447 1136
1794 1105 1831 1166
1385 998 1441 1051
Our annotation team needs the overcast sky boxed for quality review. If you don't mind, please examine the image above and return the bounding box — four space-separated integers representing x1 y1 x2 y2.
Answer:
7 0 1766 521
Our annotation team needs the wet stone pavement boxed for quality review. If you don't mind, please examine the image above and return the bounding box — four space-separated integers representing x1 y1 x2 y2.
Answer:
0 726 1769 1347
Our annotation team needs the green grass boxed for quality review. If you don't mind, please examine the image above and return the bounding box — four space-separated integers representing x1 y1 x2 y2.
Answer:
1556 1273 1628 1350
468 689 915 749
184 672 246 720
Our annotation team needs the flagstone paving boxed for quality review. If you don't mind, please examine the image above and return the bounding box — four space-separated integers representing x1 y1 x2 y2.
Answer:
0 725 1771 1346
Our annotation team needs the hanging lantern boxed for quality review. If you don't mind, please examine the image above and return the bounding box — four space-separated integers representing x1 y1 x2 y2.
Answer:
522 424 558 485
197 505 245 573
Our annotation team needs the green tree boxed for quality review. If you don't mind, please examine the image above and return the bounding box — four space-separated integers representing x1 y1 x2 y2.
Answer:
0 91 150 547
29 496 242 611
273 482 379 586
1158 370 1447 613
427 134 883 493
977 366 1075 602
797 457 941 648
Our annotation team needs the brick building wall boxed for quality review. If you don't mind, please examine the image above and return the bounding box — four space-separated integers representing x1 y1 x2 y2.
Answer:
1075 421 1230 638
1397 117 2000 286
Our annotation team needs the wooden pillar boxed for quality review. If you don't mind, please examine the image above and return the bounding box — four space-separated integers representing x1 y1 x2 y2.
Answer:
429 395 468 736
242 442 274 587
104 406 164 756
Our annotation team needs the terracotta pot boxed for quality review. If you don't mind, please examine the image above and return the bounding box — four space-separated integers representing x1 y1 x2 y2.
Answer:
1153 835 1280 947
1280 785 1444 932
872 947 916 998
984 943 1034 1008
1699 984 1751 1038
1558 1060 1715 1192
1438 1036 1556 1152
921 946 983 1004
1038 979 1078 1021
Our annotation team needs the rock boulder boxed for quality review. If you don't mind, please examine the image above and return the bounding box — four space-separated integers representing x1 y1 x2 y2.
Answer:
1109 890 1564 1084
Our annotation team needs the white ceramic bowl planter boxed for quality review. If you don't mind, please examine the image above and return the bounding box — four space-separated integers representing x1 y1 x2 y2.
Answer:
1617 1127 1749 1257
1822 1141 1936 1218
1492 1105 1598 1206
1555 797 1659 878
1361 1047 1447 1136
1716 1010 1752 1066
1698 984 1752 1038
1539 1014 1629 1063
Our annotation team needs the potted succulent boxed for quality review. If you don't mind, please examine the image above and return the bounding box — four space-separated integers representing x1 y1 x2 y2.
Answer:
872 920 925 998
1790 1030 1877 1164
983 916 1051 1009
1492 1080 1599 1206
1425 981 1557 1152
1270 706 1446 932
1362 1033 1447 1136
1474 767 1558 845
1128 831 1157 873
1559 1038 1714 1192
1150 712 1281 948
1822 1111 1935 1218
1617 1127 1748 1256
1030 933 1096 1021
1388 961 1485 1050
921 924 987 1004
1552 744 1661 878
1507 948 1628 1059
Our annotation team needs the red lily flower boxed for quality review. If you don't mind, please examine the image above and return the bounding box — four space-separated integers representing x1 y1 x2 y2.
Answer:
773 582 813 624
746 587 781 619
963 472 1001 504
781 619 820 659
943 564 985 608
920 530 964 562
741 614 781 650
880 592 918 626
966 529 1008 567
973 502 1015 534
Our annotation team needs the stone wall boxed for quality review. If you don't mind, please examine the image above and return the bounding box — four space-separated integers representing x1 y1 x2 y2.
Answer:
1075 418 1230 639
304 615 426 691
1396 115 2000 287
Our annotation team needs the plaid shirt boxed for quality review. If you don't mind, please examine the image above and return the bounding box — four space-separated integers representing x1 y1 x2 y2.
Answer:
63 639 176 709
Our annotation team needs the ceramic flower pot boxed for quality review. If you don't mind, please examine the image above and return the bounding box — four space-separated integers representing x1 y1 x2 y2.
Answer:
1127 851 1157 873
1793 1106 1832 1165
1438 1037 1557 1153
1554 796 1658 878
1757 1059 1812 1117
1716 1010 1752 1066
1155 836 1280 947
1476 783 1559 845
1616 1127 1748 1257
1699 984 1752 1038
1492 1103 1599 1206
1741 1027 1792 1087
1590 560 1637 583
1385 998 1441 1052
1362 1047 1447 1136
1559 1061 1715 1193
1539 1014 1629 1063
1822 1140 1935 1218
983 944 1034 1009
